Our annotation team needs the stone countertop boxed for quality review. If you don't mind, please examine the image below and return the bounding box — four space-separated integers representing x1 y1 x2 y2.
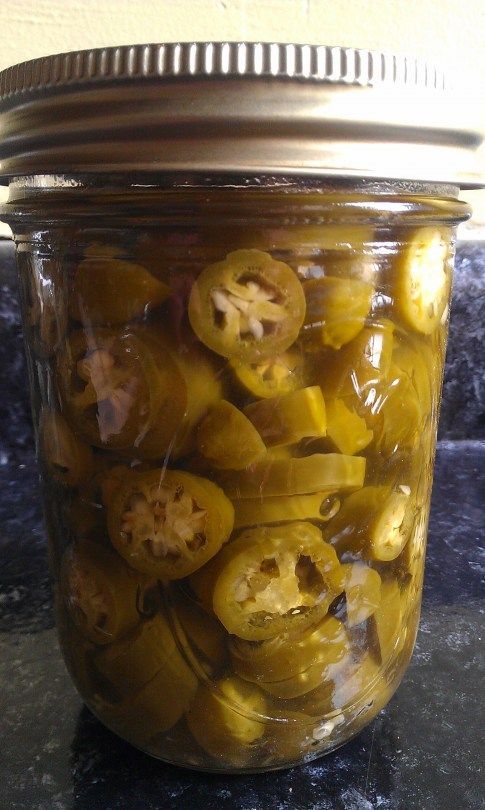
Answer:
1 440 484 810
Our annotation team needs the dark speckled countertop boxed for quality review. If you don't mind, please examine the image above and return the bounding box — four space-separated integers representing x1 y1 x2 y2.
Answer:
1 240 484 809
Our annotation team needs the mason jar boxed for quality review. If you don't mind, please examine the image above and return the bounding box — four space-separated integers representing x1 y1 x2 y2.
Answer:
0 42 482 772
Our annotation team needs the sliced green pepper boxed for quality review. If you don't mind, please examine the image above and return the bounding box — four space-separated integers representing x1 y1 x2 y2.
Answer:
390 227 451 335
369 579 405 665
230 347 305 399
232 491 340 530
328 485 411 562
100 656 197 746
70 251 170 326
341 563 382 627
136 325 223 459
372 366 422 456
188 249 306 361
60 539 142 645
262 224 374 254
197 400 267 470
243 386 326 447
40 409 94 488
212 522 344 641
230 615 349 688
302 276 374 351
107 469 234 579
171 589 229 671
57 328 187 452
186 676 267 766
315 319 395 404
94 612 177 695
219 453 366 499
22 256 67 359
324 398 374 455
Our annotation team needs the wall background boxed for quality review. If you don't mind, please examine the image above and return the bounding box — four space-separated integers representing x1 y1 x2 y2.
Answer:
0 0 483 225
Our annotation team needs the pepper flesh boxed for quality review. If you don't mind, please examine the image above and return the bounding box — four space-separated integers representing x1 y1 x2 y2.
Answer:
212 522 345 641
188 249 306 362
40 409 94 487
219 453 366 499
232 491 340 530
341 563 382 627
243 386 326 447
230 347 305 399
197 400 267 470
107 469 234 579
302 276 374 350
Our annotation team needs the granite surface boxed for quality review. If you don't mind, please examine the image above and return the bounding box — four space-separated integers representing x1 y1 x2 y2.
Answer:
1 442 484 809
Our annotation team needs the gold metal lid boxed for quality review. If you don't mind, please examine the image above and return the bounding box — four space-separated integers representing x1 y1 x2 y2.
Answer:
0 42 483 187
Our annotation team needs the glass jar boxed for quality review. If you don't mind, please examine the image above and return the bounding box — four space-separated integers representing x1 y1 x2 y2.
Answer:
0 43 482 773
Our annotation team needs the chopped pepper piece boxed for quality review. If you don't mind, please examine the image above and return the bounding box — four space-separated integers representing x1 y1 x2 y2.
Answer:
94 612 177 695
57 328 186 452
243 386 326 447
232 491 340 530
186 676 267 766
22 256 67 358
40 409 94 488
341 562 382 627
230 347 305 399
70 252 170 326
302 276 374 350
219 453 366 499
328 486 411 562
212 522 345 641
107 469 234 579
188 249 306 361
60 540 141 645
369 579 404 665
171 589 229 670
324 398 374 455
197 400 267 470
230 615 349 686
391 227 451 334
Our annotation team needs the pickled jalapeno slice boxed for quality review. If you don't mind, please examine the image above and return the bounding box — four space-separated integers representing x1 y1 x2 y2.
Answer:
232 491 340 530
60 540 141 645
328 486 411 562
392 227 451 334
220 453 366 499
197 400 267 470
187 676 267 766
40 409 94 487
70 250 170 326
212 522 345 641
243 386 326 447
230 615 349 685
230 347 305 399
302 276 373 350
341 563 382 627
57 328 186 451
369 579 404 665
107 469 234 579
23 256 67 358
324 398 374 455
188 249 306 361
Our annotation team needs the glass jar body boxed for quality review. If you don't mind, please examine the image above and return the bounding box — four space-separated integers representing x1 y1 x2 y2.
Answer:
5 177 467 772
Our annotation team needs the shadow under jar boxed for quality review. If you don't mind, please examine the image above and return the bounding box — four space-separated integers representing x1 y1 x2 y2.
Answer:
0 42 483 772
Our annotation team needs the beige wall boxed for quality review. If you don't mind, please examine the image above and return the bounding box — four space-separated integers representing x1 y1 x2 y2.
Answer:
0 0 483 224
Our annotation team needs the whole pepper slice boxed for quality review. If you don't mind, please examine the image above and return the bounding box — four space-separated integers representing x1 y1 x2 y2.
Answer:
70 249 170 326
187 676 267 767
219 453 366 499
57 328 186 451
188 249 306 361
230 615 349 686
107 469 234 579
60 539 142 645
197 399 267 470
229 346 305 399
212 522 345 641
232 491 340 530
243 386 326 447
328 485 411 562
302 276 374 351
324 398 374 456
40 409 94 488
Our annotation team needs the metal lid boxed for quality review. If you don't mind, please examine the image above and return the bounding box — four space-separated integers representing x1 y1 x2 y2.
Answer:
0 42 483 187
